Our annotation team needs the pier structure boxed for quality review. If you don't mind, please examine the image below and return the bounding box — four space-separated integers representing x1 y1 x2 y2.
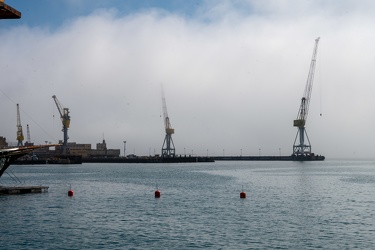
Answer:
0 1 21 19
0 145 59 195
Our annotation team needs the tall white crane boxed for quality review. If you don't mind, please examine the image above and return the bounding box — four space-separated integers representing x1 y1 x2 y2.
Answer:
26 124 31 143
52 95 70 155
161 86 175 158
16 103 24 146
293 37 320 157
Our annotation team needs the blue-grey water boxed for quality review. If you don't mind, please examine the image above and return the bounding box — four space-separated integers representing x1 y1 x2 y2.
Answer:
1 160 374 249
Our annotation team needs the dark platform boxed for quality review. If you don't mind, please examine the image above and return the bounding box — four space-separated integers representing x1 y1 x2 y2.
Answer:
213 155 325 161
14 155 83 165
0 185 48 195
82 156 214 163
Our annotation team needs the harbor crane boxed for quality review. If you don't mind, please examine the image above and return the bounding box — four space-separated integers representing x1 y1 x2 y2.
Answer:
16 104 24 146
161 87 175 158
52 95 70 155
293 37 320 158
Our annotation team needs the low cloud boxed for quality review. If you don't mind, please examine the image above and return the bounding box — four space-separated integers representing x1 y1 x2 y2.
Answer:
1 0 375 158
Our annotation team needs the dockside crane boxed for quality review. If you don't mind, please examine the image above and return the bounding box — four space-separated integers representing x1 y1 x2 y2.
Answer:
16 103 24 146
161 87 175 158
52 95 70 155
293 37 320 158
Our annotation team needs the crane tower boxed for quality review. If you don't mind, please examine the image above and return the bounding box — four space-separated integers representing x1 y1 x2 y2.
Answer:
52 95 70 155
16 103 24 146
161 87 175 158
293 37 320 158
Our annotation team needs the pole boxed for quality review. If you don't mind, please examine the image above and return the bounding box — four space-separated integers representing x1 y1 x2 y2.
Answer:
123 141 126 157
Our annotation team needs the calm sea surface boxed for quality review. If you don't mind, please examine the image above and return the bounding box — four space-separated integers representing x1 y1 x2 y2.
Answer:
0 160 374 249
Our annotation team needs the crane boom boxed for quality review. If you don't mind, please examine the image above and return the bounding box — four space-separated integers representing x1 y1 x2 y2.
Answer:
161 86 174 135
52 95 70 128
16 103 24 146
294 37 320 126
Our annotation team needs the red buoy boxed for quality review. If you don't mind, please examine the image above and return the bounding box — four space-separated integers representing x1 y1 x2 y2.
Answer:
68 189 74 197
68 185 74 197
155 189 161 198
240 191 246 199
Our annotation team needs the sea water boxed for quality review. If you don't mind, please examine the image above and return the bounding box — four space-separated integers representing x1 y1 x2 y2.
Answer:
0 160 374 249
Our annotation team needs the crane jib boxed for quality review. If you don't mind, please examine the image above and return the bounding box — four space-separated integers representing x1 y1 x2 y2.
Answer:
296 37 320 122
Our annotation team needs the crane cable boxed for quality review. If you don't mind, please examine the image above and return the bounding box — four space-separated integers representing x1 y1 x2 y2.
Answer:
319 43 323 117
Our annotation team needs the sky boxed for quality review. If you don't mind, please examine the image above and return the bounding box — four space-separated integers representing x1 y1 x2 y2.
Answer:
1 0 375 159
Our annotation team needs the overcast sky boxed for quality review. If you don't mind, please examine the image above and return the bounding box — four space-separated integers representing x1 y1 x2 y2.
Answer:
1 0 375 159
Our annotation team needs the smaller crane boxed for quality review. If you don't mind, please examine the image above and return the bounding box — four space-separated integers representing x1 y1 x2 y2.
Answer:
161 86 175 158
16 104 24 146
52 95 70 155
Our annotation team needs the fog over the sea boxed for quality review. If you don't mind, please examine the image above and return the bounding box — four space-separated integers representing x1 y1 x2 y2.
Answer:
1 0 375 159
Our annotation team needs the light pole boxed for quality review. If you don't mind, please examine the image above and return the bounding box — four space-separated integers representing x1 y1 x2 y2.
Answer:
279 148 281 157
123 141 126 157
259 148 261 156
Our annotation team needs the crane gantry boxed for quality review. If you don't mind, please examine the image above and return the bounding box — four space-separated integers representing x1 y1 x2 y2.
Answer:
161 86 175 158
293 37 320 158
52 95 70 155
16 104 24 146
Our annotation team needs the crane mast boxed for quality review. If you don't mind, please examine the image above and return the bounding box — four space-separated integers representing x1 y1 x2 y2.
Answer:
293 37 320 157
52 95 70 155
16 103 24 146
161 87 175 158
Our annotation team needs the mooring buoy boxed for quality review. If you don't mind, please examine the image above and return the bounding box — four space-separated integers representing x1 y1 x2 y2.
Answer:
155 189 161 198
240 191 246 199
240 185 246 199
68 184 74 197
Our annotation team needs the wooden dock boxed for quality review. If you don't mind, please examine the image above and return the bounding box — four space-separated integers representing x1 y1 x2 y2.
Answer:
0 185 48 195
